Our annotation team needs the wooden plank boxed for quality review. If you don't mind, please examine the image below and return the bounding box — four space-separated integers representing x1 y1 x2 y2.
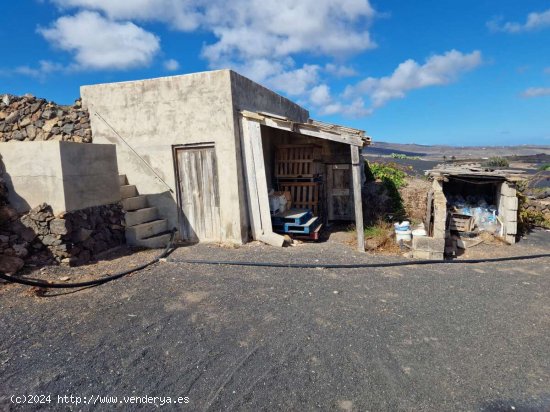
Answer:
249 120 273 235
351 146 365 252
240 118 263 240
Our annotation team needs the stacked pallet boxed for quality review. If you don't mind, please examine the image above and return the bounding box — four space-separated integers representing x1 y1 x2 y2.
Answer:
275 144 323 217
271 209 322 240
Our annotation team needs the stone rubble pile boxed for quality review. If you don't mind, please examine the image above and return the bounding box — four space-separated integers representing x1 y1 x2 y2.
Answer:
0 94 92 143
0 189 125 271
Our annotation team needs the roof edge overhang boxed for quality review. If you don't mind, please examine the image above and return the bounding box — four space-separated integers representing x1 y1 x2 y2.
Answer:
240 110 371 148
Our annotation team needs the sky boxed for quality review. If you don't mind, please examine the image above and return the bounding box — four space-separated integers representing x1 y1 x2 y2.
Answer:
1 1 549 146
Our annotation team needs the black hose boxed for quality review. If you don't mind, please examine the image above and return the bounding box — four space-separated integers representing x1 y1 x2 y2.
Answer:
170 252 550 269
0 230 176 289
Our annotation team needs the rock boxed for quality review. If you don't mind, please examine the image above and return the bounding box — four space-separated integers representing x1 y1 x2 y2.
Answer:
41 109 55 119
0 234 9 243
12 244 28 258
25 125 37 140
0 206 19 223
2 94 10 105
42 234 61 246
62 123 74 134
5 111 18 124
0 254 24 274
20 227 37 242
50 218 71 235
19 117 31 127
74 228 93 242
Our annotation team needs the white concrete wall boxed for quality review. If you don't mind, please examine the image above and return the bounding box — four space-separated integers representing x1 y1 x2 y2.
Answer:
0 141 120 214
81 70 244 242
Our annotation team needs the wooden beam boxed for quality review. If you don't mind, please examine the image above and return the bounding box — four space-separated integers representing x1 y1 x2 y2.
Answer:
240 117 263 240
248 120 274 234
240 117 285 247
295 124 364 147
351 145 365 252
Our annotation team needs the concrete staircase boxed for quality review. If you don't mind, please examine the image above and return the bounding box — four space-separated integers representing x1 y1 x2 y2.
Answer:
119 175 173 248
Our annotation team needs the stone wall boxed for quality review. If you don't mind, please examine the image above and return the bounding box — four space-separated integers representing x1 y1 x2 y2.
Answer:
0 94 91 143
0 180 125 272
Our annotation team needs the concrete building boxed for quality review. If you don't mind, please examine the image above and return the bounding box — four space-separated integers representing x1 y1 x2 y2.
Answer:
81 70 370 249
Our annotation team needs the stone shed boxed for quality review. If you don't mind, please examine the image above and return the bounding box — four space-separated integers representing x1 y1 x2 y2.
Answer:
81 70 371 250
418 165 522 259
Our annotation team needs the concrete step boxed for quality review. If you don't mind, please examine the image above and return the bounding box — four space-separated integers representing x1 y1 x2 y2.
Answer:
125 207 159 227
133 232 173 248
118 174 127 185
121 195 147 211
126 219 168 244
120 184 138 199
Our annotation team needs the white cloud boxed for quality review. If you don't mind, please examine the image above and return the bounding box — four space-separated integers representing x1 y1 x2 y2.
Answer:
51 0 202 30
38 11 160 70
522 87 550 98
163 58 180 71
488 9 550 33
309 84 332 106
324 63 358 77
14 60 64 78
51 0 377 61
344 50 482 109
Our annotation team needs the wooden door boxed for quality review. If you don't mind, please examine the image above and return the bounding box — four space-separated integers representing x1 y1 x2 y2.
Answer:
175 146 221 242
326 164 354 220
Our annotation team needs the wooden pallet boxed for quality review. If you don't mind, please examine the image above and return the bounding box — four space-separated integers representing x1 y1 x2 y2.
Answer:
278 182 321 216
284 217 320 234
271 209 312 226
291 223 323 241
275 145 322 178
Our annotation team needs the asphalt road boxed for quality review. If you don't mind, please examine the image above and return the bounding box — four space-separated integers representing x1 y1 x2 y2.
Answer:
1 239 549 411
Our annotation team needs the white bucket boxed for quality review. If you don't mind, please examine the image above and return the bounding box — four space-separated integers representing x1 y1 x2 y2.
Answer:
395 229 412 243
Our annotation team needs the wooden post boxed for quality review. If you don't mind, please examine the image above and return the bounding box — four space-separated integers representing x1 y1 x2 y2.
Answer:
240 117 284 247
351 145 365 252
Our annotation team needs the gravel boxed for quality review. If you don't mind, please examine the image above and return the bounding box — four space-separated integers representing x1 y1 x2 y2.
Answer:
1 237 549 411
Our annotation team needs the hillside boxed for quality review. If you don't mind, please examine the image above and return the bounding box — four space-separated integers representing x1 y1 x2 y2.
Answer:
365 141 550 160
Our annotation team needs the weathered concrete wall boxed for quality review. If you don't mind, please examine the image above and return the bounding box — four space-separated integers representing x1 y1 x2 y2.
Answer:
0 141 119 214
82 69 312 244
81 70 244 243
60 142 120 211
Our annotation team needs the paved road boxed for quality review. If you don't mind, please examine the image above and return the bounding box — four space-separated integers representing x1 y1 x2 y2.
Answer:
1 240 549 411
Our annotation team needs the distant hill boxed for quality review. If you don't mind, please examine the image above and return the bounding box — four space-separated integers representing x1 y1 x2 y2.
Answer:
365 142 550 160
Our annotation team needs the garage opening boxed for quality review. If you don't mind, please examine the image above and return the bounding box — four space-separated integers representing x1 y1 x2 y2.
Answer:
240 111 370 251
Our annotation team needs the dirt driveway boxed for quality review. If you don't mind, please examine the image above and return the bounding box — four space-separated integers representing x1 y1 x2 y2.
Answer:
1 235 550 411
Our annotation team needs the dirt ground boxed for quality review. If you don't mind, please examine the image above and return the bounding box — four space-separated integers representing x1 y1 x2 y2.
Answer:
1 231 549 411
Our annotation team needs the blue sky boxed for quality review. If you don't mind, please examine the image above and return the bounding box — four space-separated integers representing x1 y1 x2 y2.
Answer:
1 1 549 146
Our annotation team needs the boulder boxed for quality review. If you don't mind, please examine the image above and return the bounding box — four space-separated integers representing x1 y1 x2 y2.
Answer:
0 254 24 274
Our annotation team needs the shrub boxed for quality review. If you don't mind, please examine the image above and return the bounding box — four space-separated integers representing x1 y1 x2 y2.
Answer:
538 163 550 171
365 161 407 188
364 161 407 219
482 157 509 168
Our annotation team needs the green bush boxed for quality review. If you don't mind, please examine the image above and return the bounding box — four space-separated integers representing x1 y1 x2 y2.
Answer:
390 153 421 160
365 161 407 188
482 157 509 168
538 163 550 171
365 161 407 219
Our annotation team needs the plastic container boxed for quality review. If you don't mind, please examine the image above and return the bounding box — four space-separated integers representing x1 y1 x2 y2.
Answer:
395 229 412 243
394 221 411 232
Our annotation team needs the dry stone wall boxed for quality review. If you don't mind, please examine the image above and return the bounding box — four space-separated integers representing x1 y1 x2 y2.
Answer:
0 94 92 143
0 178 125 271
